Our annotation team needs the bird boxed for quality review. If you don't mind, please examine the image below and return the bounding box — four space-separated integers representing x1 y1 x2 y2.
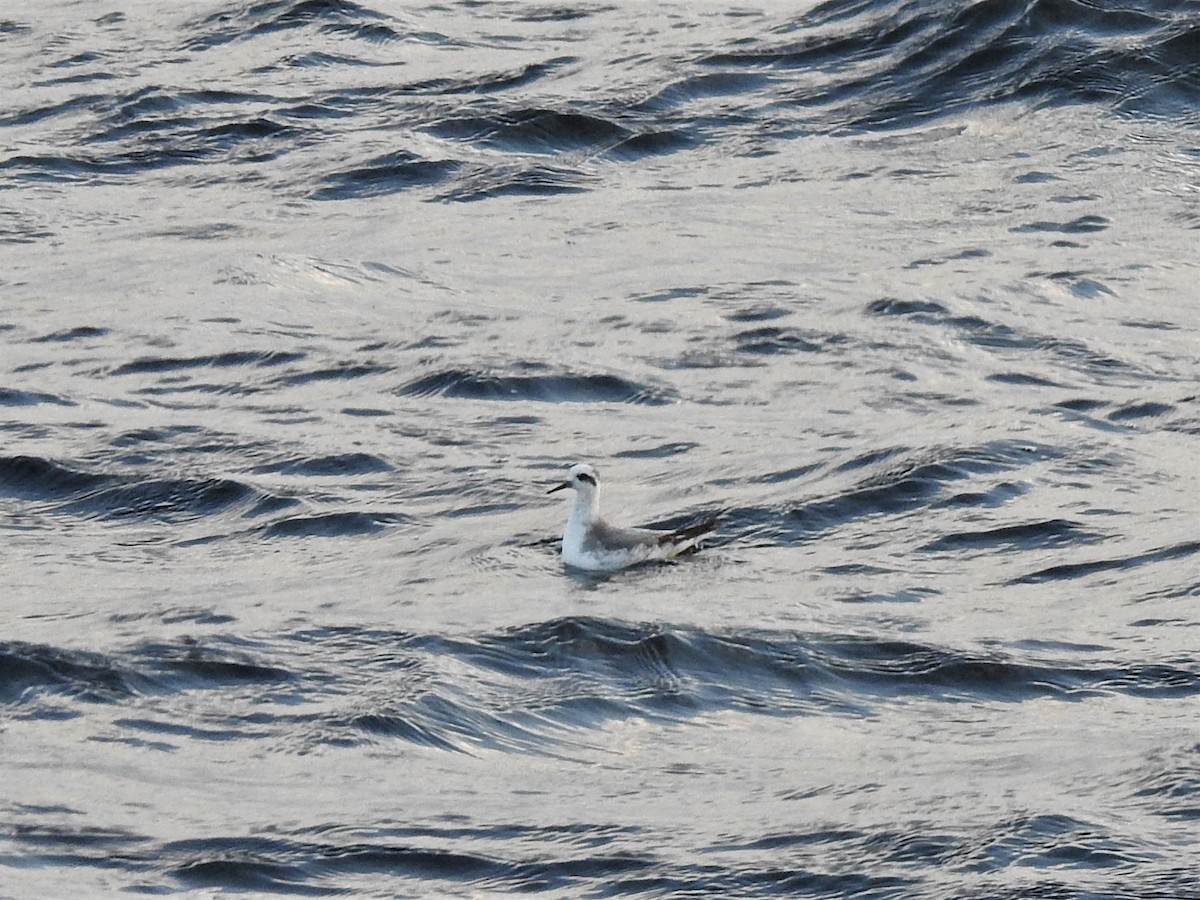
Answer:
547 462 718 572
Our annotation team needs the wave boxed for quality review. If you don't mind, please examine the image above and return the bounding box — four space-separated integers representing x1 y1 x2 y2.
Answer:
0 454 369 531
7 618 1197 751
695 0 1200 130
0 455 261 521
398 369 675 405
109 350 306 377
721 440 1058 545
5 810 1195 897
7 0 1191 204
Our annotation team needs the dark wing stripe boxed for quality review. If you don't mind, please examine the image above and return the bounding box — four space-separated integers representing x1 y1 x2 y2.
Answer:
656 515 720 546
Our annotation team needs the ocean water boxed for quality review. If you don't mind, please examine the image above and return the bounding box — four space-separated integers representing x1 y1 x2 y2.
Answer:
2 0 1199 896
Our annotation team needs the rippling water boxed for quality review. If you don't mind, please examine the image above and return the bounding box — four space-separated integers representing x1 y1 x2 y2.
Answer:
3 0 1199 896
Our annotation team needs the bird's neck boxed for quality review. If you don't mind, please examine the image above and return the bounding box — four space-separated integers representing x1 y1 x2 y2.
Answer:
565 487 600 539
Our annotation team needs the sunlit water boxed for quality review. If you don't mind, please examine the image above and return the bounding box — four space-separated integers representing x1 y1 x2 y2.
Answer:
2 1 1199 896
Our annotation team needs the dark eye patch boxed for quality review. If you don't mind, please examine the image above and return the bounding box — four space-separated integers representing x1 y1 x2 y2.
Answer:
576 472 597 486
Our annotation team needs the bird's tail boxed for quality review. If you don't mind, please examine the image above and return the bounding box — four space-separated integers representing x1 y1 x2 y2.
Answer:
658 514 720 557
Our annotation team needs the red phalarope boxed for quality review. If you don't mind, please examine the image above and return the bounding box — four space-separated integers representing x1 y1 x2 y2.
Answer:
548 463 717 573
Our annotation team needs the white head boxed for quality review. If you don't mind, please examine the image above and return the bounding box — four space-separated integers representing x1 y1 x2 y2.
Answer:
547 463 600 497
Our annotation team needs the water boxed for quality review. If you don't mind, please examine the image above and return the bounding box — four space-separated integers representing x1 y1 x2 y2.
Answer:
2 0 1199 896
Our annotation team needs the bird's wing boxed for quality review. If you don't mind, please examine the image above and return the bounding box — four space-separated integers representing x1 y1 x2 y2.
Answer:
654 514 720 546
585 518 662 552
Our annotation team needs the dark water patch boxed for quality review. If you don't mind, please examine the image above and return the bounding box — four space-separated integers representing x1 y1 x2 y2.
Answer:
438 163 592 201
188 0 391 50
1009 540 1200 586
81 113 202 149
1015 170 1062 184
698 0 1200 131
0 642 138 704
614 442 699 460
3 452 287 523
422 99 691 166
61 475 259 522
1013 215 1111 234
112 717 272 744
438 502 525 519
832 445 911 475
349 711 472 752
1050 192 1103 205
196 116 295 146
868 298 1133 374
515 6 608 24
454 58 577 95
632 286 708 304
0 387 75 407
279 88 387 120
271 362 391 385
31 325 110 342
1054 396 1107 413
610 869 912 899
133 640 295 687
432 616 854 721
0 455 111 500
101 84 198 121
428 615 1200 726
112 606 237 627
320 21 402 43
149 830 651 896
722 446 1048 545
260 510 407 538
904 247 991 269
777 441 1053 541
345 688 576 755
1107 400 1174 422
725 304 792 322
637 70 777 114
865 297 949 318
1164 419 1200 437
399 369 673 405
932 481 1027 509
966 812 1151 874
81 99 296 168
268 49 374 68
0 151 185 183
261 0 387 30
920 519 1101 553
0 822 154 877
1122 318 1181 332
428 108 630 155
1056 274 1116 299
813 634 1200 702
734 326 827 355
3 822 148 853
250 452 391 477
49 50 109 70
748 463 823 485
110 350 305 376
312 150 460 199
109 425 204 448
721 825 963 871
17 90 301 172
607 129 695 158
986 371 1061 387
170 858 324 895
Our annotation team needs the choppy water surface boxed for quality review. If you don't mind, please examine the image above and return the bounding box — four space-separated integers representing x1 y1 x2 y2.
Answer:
2 0 1199 896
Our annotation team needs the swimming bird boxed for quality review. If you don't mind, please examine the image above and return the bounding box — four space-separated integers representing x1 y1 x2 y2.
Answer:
547 463 717 572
